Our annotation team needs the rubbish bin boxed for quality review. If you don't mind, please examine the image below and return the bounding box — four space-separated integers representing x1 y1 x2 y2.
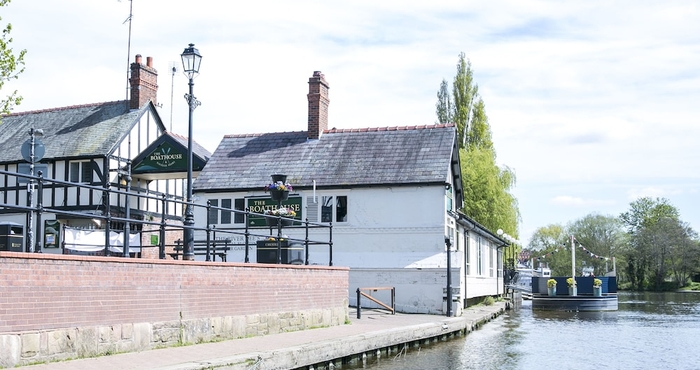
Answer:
256 239 303 264
0 222 25 252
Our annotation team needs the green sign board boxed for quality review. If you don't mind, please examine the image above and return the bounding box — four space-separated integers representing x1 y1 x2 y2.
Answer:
247 196 302 227
133 142 187 172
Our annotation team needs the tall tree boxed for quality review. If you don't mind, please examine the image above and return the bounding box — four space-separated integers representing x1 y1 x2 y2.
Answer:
620 197 682 290
436 52 519 237
435 78 452 124
0 0 26 117
451 53 477 148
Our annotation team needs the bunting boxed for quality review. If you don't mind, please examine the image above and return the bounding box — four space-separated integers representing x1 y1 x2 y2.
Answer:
535 236 610 261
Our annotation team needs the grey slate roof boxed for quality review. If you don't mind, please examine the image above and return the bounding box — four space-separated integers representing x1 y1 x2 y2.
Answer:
168 131 212 162
0 101 210 165
0 101 145 162
195 124 457 192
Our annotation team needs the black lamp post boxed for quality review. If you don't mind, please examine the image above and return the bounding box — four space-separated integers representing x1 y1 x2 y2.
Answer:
27 128 44 253
445 236 452 317
181 43 202 261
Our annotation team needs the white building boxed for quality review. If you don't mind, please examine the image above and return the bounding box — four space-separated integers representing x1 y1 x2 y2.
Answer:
192 71 506 315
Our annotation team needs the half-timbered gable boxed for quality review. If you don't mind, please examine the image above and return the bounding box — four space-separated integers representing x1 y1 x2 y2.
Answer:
0 55 210 256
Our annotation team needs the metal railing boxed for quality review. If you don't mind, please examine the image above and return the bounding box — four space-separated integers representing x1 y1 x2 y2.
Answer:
0 168 333 265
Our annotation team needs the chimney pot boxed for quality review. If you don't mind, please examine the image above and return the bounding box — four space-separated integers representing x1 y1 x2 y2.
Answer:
307 71 330 140
129 54 158 109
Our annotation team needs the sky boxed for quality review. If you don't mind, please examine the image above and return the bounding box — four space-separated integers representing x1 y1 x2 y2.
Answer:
3 0 700 246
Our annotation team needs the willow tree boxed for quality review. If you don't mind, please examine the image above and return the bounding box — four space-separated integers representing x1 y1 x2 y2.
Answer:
0 0 25 117
437 53 519 237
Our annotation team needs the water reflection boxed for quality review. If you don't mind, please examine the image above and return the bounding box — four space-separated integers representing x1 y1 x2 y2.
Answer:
363 292 700 370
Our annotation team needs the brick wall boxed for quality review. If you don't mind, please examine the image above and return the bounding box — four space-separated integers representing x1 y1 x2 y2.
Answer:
0 252 349 334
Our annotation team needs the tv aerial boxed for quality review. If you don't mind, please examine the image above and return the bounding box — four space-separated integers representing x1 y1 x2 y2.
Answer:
169 61 179 131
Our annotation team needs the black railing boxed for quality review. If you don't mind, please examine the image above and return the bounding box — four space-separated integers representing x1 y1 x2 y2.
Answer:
0 169 333 265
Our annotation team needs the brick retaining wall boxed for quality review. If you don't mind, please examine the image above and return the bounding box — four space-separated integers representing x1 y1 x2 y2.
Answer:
0 252 349 367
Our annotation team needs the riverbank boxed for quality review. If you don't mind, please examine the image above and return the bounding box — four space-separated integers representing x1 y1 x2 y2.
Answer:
20 302 506 370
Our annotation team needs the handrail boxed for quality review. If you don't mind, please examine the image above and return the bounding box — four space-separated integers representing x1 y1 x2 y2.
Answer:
356 286 395 319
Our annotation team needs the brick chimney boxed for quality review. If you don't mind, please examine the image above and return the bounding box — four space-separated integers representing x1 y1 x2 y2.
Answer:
307 71 329 140
129 55 158 109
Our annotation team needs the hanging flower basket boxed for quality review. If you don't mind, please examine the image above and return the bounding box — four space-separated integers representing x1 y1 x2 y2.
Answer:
269 189 289 201
265 216 293 227
265 174 293 201
264 207 296 226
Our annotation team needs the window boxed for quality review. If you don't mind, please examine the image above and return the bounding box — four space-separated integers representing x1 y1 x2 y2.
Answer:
446 184 453 212
220 199 232 224
234 199 245 224
477 236 483 276
208 199 219 224
490 243 495 277
208 198 244 225
465 234 471 275
321 195 347 223
69 162 92 183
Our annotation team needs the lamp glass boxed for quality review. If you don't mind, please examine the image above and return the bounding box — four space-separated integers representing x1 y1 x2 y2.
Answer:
180 43 202 78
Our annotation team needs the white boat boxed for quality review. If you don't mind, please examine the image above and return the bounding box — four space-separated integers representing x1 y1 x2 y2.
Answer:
509 264 551 300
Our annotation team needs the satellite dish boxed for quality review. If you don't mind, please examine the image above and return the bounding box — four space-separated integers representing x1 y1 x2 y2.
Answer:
21 139 45 163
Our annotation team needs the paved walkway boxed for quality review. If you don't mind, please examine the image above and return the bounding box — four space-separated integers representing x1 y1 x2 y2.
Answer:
22 303 506 370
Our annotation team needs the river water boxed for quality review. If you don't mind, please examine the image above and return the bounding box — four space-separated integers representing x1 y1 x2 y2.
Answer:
363 292 700 370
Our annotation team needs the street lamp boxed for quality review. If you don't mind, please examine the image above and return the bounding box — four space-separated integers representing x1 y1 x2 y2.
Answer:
181 43 202 261
445 235 453 317
27 128 44 253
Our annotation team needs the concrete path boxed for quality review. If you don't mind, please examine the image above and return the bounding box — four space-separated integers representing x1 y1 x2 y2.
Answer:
22 303 506 370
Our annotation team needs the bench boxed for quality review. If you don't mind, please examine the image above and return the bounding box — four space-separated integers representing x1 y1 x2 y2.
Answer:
170 239 231 261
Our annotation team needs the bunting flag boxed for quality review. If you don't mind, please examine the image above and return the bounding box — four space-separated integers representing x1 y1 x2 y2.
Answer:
572 236 610 261
535 237 610 261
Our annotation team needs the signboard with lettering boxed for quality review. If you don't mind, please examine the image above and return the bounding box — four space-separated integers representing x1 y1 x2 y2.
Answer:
133 142 187 172
132 135 208 175
247 196 302 227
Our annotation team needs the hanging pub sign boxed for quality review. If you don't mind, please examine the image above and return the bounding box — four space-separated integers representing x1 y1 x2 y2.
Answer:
247 196 302 227
131 134 207 175
133 142 186 172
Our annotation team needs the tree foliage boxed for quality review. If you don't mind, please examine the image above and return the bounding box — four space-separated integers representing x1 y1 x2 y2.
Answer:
0 0 25 117
620 197 684 290
527 198 700 290
525 215 625 278
568 214 626 279
436 52 519 237
620 197 699 290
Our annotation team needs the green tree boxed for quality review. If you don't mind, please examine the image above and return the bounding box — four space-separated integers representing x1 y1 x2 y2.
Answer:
620 197 682 290
567 214 626 279
0 0 25 117
436 53 519 237
634 217 699 289
525 224 568 274
527 224 566 252
451 53 478 148
435 79 452 124
460 147 518 236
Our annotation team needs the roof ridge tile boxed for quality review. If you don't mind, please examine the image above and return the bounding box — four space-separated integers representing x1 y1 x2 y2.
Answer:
1 100 128 117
